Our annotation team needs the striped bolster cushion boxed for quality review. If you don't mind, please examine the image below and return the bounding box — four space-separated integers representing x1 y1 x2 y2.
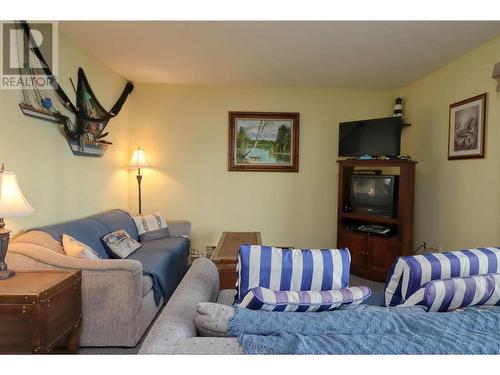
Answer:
239 286 371 312
399 274 500 312
236 245 351 303
385 247 500 306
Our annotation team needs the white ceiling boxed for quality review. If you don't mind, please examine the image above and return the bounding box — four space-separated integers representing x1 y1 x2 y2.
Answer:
60 21 500 89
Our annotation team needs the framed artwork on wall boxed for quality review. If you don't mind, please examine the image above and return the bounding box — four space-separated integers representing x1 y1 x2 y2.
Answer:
448 93 487 160
228 111 300 172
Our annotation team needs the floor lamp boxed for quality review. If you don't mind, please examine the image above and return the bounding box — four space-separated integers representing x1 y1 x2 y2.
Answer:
128 147 151 215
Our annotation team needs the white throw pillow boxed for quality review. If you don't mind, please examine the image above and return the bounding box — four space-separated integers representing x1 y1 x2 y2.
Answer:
62 234 101 260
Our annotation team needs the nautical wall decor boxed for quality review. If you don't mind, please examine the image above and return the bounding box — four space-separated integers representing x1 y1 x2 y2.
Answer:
16 21 134 157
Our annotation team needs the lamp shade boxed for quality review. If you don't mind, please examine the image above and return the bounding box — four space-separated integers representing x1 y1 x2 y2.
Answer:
128 147 151 169
0 169 35 218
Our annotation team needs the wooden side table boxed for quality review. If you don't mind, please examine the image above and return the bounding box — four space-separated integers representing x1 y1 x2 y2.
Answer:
211 232 261 290
0 270 82 354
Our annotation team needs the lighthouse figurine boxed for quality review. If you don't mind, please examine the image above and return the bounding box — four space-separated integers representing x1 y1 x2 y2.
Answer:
393 97 403 117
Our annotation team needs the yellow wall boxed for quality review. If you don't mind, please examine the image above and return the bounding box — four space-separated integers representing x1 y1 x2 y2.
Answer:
129 84 394 250
3 27 499 254
399 35 500 251
0 32 130 234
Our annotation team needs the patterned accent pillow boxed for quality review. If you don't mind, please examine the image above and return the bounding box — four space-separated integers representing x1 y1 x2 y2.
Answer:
101 229 142 259
385 247 500 306
131 212 169 241
236 245 351 303
239 286 371 312
62 234 101 260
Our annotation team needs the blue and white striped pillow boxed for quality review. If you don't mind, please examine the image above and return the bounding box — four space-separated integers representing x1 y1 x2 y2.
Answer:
385 247 500 306
236 245 351 303
398 274 500 312
239 286 371 312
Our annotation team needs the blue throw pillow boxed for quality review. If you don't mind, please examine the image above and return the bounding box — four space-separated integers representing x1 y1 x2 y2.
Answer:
385 247 500 306
398 274 500 312
236 245 351 303
101 229 142 259
239 286 371 312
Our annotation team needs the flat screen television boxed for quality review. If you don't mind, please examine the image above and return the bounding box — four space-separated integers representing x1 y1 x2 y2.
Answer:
350 175 398 217
339 117 403 157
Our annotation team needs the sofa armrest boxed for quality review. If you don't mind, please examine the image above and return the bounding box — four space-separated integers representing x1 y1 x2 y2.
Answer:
6 242 146 346
139 257 218 354
167 219 191 240
7 242 142 275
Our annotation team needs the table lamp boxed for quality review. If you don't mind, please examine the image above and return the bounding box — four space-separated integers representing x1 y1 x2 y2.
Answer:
0 164 35 280
128 147 151 215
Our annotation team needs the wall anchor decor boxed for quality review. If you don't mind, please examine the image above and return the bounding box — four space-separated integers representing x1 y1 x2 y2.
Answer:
16 21 134 157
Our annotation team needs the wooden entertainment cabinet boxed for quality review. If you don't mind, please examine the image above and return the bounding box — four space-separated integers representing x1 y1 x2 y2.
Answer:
337 159 416 282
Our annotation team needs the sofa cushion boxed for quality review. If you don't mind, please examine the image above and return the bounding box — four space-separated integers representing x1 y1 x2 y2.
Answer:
13 230 65 254
140 228 170 242
36 218 111 259
90 209 139 241
128 236 189 304
101 229 141 259
217 289 237 305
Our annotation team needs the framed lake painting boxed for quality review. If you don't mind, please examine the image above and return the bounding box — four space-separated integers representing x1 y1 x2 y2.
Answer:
448 93 487 160
228 112 300 172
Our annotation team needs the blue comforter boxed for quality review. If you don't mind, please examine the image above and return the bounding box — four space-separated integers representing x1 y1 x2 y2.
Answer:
228 305 500 354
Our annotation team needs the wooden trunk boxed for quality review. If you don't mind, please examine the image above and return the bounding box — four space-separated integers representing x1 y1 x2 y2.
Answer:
0 270 82 354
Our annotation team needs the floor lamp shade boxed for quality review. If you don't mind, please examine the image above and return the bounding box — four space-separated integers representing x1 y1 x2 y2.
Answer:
128 147 151 215
0 165 35 280
128 148 151 169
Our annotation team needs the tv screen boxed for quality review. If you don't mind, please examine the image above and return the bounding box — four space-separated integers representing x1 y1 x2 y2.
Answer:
351 175 397 216
339 117 403 157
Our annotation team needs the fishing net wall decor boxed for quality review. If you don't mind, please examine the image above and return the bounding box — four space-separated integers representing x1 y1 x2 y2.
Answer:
17 21 134 157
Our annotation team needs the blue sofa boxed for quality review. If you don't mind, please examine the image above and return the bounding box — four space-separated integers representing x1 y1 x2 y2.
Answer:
7 209 191 347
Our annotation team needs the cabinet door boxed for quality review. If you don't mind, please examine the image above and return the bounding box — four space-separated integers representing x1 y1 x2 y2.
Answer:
338 229 367 269
366 235 399 276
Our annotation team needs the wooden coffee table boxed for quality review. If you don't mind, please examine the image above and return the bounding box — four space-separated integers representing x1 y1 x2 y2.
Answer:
211 232 261 289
